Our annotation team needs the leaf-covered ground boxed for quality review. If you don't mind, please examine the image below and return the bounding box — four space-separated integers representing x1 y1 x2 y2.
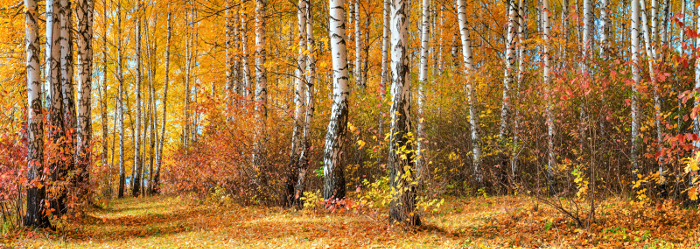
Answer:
6 195 700 248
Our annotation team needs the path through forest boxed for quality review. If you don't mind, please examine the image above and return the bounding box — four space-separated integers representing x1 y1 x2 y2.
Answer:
9 196 700 247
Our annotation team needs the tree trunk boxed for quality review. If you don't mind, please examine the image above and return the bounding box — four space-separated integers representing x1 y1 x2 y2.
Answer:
61 0 77 201
377 0 389 168
497 0 517 183
354 0 362 89
631 0 641 183
543 0 557 195
76 0 94 201
47 0 65 215
117 0 126 198
295 0 316 207
153 8 171 195
513 0 527 178
287 0 308 207
323 0 349 200
132 0 142 197
253 0 269 188
416 0 429 181
388 0 420 226
100 0 109 198
240 4 252 99
456 0 483 184
24 0 50 228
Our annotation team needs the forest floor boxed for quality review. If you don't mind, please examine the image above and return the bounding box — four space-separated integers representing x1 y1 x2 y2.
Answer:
5 194 700 248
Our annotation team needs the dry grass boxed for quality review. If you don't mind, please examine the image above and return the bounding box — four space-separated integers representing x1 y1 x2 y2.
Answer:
6 195 700 248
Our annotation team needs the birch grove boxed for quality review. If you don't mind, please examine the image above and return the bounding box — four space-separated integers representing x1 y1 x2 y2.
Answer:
8 0 700 235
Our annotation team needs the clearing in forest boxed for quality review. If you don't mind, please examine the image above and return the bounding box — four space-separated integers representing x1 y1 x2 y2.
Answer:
6 195 700 248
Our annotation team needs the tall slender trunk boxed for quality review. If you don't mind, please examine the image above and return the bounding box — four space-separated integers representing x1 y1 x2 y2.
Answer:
253 0 268 185
24 0 50 227
323 0 349 200
543 0 556 195
100 0 109 197
295 0 316 206
513 0 527 178
241 4 252 99
640 0 665 191
76 0 94 200
377 0 389 167
287 0 308 207
226 0 234 108
61 0 76 194
498 0 517 177
117 0 126 198
144 14 158 195
153 8 171 195
183 6 191 148
132 0 142 197
354 0 362 89
416 0 429 180
389 0 420 226
631 0 641 183
600 0 609 55
692 4 700 191
456 0 483 184
48 0 65 215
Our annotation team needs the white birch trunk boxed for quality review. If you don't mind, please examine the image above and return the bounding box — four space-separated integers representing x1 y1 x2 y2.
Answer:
24 0 49 227
456 0 483 183
499 0 517 172
543 0 556 194
354 0 362 89
322 0 349 200
631 0 641 182
692 4 700 186
639 0 665 181
76 0 94 197
295 0 316 205
416 0 429 179
241 4 252 98
117 0 126 198
132 1 142 196
388 0 419 226
60 0 76 157
513 0 527 178
154 9 171 194
600 0 610 55
377 0 389 167
287 0 308 206
253 0 268 173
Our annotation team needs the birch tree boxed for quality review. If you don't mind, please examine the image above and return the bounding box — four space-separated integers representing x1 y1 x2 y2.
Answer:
100 0 109 197
24 0 50 228
253 0 268 183
287 0 307 206
456 0 483 184
76 0 94 199
240 4 252 98
153 8 171 195
322 0 349 200
377 0 389 167
46 0 65 213
132 0 143 197
354 0 362 89
543 0 556 194
498 0 517 171
631 0 641 182
388 0 420 226
60 0 76 189
416 0 429 179
117 0 126 198
295 0 316 206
